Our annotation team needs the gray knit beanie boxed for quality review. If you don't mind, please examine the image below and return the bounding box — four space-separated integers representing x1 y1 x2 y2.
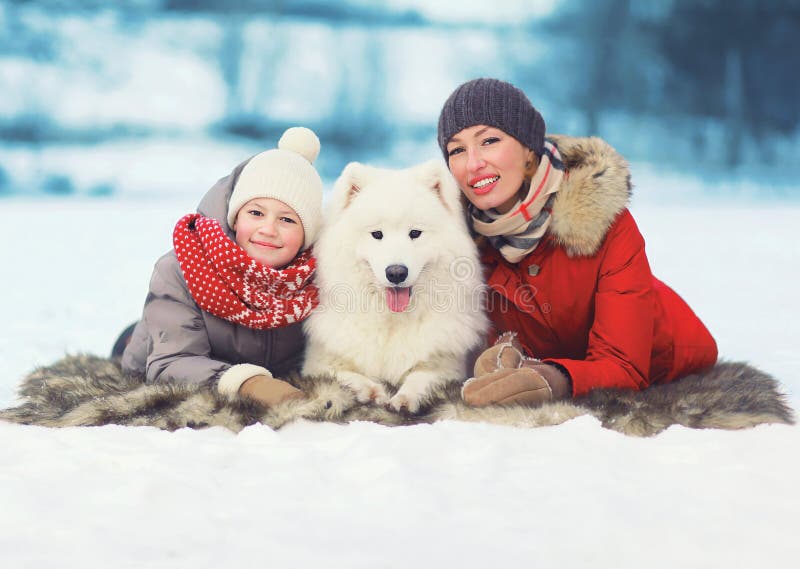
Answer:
437 78 545 162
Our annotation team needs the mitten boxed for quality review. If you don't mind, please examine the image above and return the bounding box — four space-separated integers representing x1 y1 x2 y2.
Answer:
238 375 305 407
521 361 572 400
472 331 526 377
462 362 571 407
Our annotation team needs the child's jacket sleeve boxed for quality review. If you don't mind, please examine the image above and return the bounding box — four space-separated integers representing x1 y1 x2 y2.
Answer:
121 252 270 398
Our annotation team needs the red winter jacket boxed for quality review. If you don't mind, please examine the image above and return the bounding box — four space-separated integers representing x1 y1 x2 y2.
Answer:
481 135 717 397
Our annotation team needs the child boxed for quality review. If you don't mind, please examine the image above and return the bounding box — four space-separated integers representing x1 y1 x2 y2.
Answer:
121 127 323 407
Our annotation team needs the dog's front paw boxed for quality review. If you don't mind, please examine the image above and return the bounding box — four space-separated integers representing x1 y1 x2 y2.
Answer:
388 391 422 414
335 372 390 406
351 381 389 406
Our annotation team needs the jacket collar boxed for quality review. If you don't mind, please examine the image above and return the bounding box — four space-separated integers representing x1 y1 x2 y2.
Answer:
196 157 252 240
546 135 632 257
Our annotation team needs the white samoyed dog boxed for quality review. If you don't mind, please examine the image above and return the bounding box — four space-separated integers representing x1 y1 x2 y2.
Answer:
302 160 488 413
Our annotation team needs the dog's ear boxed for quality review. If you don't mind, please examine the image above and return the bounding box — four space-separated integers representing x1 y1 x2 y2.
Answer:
329 162 373 215
414 160 463 215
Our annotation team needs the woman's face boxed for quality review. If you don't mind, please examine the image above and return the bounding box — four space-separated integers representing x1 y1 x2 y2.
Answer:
446 125 535 213
233 197 305 268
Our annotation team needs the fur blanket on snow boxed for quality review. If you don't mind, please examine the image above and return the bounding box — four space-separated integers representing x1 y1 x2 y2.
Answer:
0 355 794 437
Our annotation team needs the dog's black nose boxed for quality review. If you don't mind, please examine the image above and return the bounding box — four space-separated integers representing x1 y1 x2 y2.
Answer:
385 264 408 284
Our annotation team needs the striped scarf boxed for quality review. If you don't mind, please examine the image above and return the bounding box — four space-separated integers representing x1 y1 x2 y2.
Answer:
469 140 565 263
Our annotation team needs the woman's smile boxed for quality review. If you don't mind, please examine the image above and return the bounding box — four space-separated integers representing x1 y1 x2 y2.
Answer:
470 175 500 195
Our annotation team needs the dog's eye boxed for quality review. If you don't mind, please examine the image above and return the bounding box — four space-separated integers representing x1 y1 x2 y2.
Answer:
371 230 383 240
409 230 422 240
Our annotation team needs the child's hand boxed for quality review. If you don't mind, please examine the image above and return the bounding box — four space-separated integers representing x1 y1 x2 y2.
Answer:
238 375 305 407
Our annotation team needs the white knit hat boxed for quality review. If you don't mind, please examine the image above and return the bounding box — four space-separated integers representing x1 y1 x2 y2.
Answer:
227 126 323 249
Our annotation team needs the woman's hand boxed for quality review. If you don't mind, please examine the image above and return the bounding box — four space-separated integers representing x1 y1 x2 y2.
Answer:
238 375 305 407
472 332 526 376
462 362 571 407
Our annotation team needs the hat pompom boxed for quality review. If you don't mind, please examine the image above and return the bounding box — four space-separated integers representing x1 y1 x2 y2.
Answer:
278 127 320 164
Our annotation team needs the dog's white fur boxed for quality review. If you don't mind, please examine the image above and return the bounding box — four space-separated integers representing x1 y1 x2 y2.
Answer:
302 160 488 413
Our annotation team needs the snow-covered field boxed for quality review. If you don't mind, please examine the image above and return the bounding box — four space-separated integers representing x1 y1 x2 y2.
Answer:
1 193 798 568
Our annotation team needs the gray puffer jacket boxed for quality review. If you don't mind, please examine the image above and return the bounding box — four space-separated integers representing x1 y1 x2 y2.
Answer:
121 158 307 398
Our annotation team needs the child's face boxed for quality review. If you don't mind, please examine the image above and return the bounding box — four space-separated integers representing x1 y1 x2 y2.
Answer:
233 198 305 268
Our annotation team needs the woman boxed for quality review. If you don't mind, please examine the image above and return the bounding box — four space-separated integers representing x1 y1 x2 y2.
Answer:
437 78 717 407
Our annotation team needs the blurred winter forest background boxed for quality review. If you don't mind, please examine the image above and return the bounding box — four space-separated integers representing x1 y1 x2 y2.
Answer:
0 0 798 200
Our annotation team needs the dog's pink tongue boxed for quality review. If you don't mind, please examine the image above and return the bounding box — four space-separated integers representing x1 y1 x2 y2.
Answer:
386 287 411 313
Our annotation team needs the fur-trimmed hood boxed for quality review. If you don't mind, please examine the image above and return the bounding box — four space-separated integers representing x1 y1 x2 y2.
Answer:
547 135 632 257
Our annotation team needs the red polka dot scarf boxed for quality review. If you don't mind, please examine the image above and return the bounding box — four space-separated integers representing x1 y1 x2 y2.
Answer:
173 213 319 329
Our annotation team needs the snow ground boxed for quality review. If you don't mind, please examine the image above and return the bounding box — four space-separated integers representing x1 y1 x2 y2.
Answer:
1 196 798 568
